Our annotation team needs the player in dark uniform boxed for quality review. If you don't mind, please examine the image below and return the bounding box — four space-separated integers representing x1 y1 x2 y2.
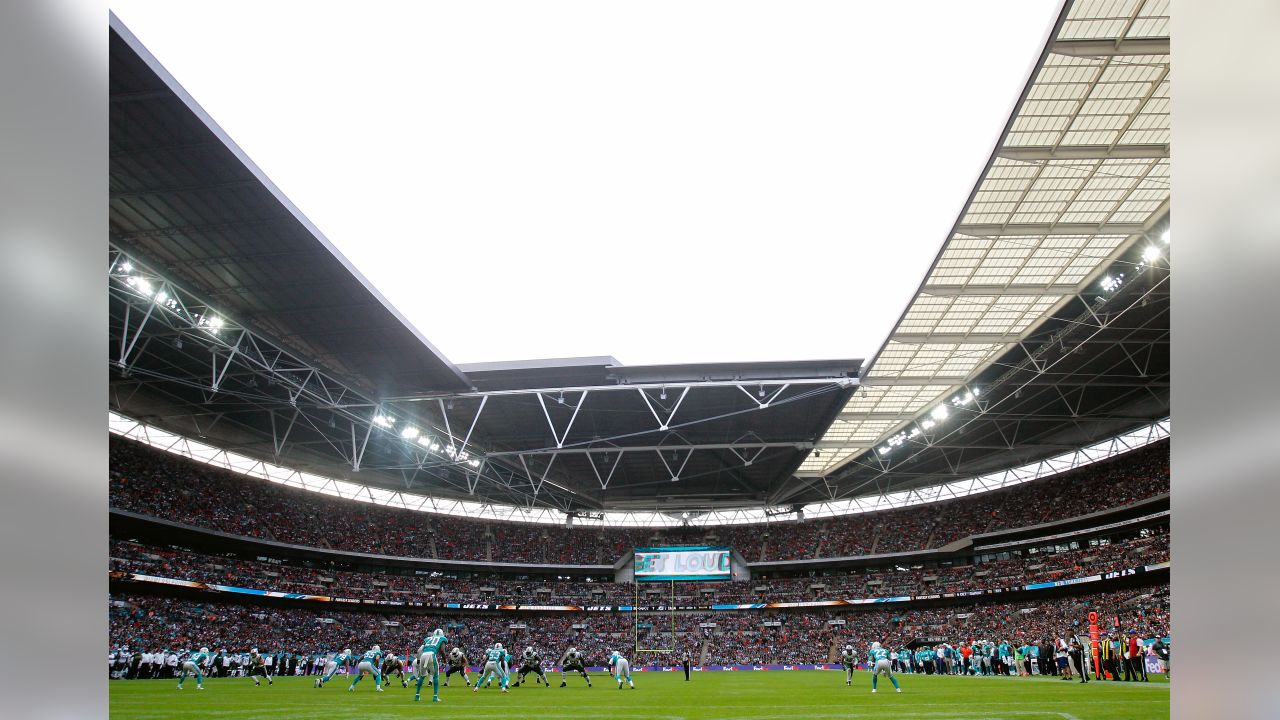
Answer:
558 647 592 687
840 644 858 686
246 648 274 686
514 647 550 687
443 646 471 687
381 653 409 688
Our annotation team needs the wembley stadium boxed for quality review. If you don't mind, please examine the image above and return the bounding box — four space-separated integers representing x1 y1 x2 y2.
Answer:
106 2 1171 718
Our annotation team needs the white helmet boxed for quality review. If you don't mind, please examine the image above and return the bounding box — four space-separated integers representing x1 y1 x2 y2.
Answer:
871 642 881 650
200 647 209 654
494 642 502 650
844 644 853 652
568 647 577 655
344 648 351 656
433 628 444 637
251 648 258 654
372 645 380 653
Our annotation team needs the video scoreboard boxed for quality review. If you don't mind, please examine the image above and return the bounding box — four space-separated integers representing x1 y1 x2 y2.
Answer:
634 546 731 582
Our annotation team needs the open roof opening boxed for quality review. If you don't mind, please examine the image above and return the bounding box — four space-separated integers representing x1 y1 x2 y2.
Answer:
109 0 1062 366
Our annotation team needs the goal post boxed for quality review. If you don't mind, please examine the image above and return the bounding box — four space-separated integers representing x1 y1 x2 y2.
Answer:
629 545 732 660
633 579 676 656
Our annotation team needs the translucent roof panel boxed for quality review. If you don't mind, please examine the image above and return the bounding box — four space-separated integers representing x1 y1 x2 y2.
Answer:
809 0 1169 480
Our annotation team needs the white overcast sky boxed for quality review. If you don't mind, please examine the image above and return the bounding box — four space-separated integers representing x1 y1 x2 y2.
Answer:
111 0 1060 367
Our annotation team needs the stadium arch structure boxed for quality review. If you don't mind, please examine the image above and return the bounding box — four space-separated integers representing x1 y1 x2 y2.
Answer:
108 0 1169 527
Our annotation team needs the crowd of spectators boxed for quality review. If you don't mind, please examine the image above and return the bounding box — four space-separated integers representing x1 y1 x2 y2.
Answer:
109 530 1167 606
108 585 1169 667
109 435 1169 564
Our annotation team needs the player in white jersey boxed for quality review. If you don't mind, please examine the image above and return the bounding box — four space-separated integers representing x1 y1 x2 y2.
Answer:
868 642 901 693
514 646 550 687
559 647 592 687
443 646 471 687
840 644 857 686
246 648 273 686
608 650 634 690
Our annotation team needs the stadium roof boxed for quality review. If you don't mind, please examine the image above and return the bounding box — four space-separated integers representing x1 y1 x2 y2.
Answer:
109 14 857 512
107 0 1170 518
798 0 1170 493
109 19 471 398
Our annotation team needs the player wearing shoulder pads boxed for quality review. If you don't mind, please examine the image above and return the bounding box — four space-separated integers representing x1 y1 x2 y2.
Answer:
868 642 901 693
608 650 634 690
177 647 209 690
317 648 351 687
840 644 856 686
414 629 447 703
559 647 592 687
473 644 510 693
247 648 273 686
514 646 550 688
349 645 384 692
443 646 471 687
380 653 407 689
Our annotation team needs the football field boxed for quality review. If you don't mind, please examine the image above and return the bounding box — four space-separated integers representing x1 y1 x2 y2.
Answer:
109 671 1169 719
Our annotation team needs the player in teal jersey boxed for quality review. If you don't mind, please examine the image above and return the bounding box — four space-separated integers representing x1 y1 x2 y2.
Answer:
608 650 634 690
414 628 447 703
473 644 510 693
349 645 384 692
176 647 209 690
868 642 901 693
316 648 351 687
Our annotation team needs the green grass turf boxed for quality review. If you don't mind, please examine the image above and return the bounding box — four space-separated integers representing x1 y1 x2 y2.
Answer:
109 671 1169 720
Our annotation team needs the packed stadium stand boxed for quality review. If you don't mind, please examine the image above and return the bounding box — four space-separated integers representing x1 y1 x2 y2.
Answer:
110 434 1168 563
110 585 1169 668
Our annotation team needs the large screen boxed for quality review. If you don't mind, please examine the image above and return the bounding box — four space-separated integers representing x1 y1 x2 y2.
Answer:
634 546 731 582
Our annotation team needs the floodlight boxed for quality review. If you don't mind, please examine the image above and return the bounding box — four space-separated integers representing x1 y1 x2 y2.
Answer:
921 419 935 430
909 427 921 438
930 405 949 421
373 415 394 428
1142 246 1162 263
120 261 133 272
1161 229 1170 244
878 446 889 455
400 426 419 439
155 291 168 304
206 316 223 329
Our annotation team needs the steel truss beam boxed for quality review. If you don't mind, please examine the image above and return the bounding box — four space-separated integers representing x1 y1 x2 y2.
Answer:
954 222 1148 237
108 247 578 510
996 144 1168 161
1050 37 1170 57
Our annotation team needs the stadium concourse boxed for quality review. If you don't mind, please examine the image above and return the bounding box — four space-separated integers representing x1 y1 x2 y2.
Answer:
106 0 1171 717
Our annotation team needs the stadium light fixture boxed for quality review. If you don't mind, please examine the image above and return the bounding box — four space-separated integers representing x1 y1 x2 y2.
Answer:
877 446 889 455
1142 246 1162 263
1100 273 1124 292
373 415 394 428
921 419 936 430
206 316 224 330
930 405 949 421
1162 229 1170 244
399 426 419 439
120 261 132 272
909 427 921 438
